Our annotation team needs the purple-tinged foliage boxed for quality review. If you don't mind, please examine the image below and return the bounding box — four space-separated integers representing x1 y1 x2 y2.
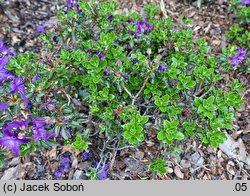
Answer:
0 39 14 56
10 76 29 107
0 102 9 110
229 47 247 67
157 64 169 73
59 128 71 139
0 122 30 156
242 0 250 6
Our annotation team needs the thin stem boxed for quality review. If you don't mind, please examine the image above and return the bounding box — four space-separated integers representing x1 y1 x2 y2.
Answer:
121 81 133 99
132 73 150 104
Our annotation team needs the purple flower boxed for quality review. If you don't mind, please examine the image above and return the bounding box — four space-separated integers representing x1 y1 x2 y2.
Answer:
0 56 9 68
0 102 9 110
52 34 57 42
93 51 105 61
53 167 64 179
42 100 57 111
82 151 92 160
127 18 134 23
0 125 29 156
0 39 14 56
229 47 247 67
134 19 153 36
65 0 81 14
0 55 15 86
96 163 110 180
106 14 114 22
5 120 30 131
67 0 78 9
36 25 46 35
32 74 41 83
122 73 129 79
103 68 111 76
30 115 55 141
132 58 139 64
10 76 29 107
242 0 250 6
157 64 169 72
172 28 180 32
61 155 71 170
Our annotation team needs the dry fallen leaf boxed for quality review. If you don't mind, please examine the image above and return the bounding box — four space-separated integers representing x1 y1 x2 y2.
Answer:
226 161 236 176
174 166 184 179
62 144 81 156
49 148 57 159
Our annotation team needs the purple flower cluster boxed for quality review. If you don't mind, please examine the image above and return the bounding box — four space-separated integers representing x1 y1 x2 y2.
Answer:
29 115 56 141
229 47 247 67
0 120 30 156
65 0 82 14
133 19 154 36
0 40 29 107
0 114 57 155
10 76 29 107
53 154 71 179
96 162 110 180
242 0 250 6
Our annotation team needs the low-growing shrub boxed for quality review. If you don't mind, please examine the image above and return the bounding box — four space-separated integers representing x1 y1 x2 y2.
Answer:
0 1 245 176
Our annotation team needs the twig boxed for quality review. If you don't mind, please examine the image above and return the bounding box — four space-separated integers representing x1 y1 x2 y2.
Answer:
132 73 150 104
106 145 136 151
160 0 168 18
121 81 133 99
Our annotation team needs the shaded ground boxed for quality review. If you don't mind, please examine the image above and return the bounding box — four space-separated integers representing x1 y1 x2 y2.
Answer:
0 0 249 180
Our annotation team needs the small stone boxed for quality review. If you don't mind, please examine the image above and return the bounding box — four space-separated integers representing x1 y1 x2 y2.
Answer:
1 167 19 180
71 156 78 169
73 170 83 180
10 157 20 166
166 167 173 173
180 160 191 169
